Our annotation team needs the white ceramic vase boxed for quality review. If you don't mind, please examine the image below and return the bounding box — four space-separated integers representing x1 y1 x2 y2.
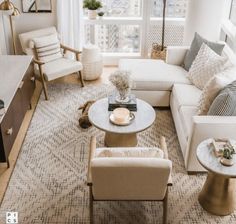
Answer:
88 10 97 20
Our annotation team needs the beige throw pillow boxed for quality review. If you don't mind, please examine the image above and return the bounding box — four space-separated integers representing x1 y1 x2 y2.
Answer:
198 66 236 115
188 43 227 90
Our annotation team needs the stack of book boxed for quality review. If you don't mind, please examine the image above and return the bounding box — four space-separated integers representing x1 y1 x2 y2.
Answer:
108 94 137 111
0 99 5 116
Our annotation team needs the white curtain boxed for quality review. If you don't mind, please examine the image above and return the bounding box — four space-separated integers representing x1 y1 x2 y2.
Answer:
57 0 84 51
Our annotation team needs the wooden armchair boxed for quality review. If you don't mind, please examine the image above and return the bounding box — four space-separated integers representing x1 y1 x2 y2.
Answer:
87 136 173 224
19 26 84 100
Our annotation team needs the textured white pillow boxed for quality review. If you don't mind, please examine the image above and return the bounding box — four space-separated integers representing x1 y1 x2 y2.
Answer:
198 66 236 115
33 33 62 63
95 147 164 158
188 43 228 90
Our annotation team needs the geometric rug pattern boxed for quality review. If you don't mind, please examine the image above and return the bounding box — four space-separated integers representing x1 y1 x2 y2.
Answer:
0 83 236 223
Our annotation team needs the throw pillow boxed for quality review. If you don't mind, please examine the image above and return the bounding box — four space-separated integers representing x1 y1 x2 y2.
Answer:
188 43 228 90
95 147 164 158
32 33 62 63
198 66 236 115
183 32 225 71
208 80 236 116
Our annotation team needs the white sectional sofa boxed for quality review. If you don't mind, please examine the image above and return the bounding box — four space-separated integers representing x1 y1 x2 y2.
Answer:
119 46 236 173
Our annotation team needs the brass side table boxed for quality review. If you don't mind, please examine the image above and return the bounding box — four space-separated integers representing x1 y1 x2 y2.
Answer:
196 139 236 216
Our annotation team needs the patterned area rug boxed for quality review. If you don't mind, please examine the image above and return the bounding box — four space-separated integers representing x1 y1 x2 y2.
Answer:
0 83 236 224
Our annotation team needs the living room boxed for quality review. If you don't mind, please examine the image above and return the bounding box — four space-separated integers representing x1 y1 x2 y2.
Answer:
0 0 236 223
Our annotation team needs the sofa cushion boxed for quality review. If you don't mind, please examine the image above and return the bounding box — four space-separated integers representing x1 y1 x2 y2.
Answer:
188 43 228 90
198 66 236 115
179 106 198 139
119 59 191 91
208 80 236 116
172 84 202 110
183 32 225 71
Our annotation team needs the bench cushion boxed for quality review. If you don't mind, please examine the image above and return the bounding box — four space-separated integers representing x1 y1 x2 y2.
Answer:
119 59 191 91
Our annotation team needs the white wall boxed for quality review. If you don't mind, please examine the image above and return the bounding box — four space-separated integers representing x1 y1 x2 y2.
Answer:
0 0 57 54
184 0 226 45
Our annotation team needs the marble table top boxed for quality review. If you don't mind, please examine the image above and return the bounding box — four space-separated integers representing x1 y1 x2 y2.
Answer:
197 139 236 177
0 55 32 122
88 98 156 134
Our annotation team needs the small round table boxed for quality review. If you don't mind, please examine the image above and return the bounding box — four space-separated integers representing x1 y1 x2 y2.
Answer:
196 139 236 216
88 98 156 147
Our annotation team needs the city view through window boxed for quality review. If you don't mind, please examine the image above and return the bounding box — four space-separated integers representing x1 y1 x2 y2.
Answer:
84 0 187 54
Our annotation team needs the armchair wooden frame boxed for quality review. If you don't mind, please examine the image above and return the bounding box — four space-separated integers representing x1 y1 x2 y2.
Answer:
87 136 173 224
33 44 84 100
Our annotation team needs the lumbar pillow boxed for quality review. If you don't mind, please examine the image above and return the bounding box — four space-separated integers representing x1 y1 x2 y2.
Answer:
184 32 225 71
32 33 62 63
96 147 164 158
208 80 236 116
188 43 228 90
198 66 236 115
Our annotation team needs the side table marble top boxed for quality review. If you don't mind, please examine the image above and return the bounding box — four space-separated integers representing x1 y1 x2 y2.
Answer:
197 138 236 177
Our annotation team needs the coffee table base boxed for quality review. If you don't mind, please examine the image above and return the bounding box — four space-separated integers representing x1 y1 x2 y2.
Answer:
105 132 137 147
198 172 236 216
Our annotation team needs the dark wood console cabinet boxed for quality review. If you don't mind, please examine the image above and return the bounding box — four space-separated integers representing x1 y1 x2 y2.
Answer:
0 56 35 167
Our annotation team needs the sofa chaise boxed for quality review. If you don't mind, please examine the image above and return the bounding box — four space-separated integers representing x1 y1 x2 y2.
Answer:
119 46 236 173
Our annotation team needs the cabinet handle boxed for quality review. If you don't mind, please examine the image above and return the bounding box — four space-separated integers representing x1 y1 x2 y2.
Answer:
30 76 35 82
18 81 24 89
6 128 13 135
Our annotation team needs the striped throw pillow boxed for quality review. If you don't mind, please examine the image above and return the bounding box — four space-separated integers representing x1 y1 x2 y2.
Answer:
208 80 236 116
33 33 62 63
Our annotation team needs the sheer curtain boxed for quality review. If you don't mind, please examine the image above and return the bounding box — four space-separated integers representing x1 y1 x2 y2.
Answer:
57 0 84 51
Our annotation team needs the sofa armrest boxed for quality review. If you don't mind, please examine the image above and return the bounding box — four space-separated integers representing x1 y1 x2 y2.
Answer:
166 46 189 66
185 115 236 172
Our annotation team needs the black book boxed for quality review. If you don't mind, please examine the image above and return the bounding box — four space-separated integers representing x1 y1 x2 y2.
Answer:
108 94 137 111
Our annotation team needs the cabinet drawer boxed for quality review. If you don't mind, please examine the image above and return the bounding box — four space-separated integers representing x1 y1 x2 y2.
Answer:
0 89 24 162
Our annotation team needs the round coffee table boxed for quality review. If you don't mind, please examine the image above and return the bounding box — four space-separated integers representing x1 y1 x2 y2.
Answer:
88 98 156 147
196 139 236 216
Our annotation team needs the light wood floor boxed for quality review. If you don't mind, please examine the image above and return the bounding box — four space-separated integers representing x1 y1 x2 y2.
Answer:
0 67 116 203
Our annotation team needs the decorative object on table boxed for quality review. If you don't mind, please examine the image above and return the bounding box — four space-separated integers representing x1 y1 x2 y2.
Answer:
109 70 132 103
108 94 137 111
211 138 231 157
21 0 52 13
0 99 5 116
78 100 95 129
81 44 103 80
220 144 235 166
83 0 102 19
0 0 21 54
150 0 166 60
98 11 104 17
109 108 135 126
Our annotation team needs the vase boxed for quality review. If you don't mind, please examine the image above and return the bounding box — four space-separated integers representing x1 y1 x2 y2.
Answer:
116 89 130 103
88 10 97 20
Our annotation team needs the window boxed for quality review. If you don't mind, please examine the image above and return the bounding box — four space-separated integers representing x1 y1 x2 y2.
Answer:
84 0 187 63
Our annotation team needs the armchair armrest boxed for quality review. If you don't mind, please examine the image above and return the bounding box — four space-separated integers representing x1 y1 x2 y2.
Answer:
33 59 45 66
60 44 82 61
87 136 96 186
185 115 236 172
166 46 189 66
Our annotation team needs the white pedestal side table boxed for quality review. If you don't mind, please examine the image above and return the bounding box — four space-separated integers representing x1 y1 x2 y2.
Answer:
196 139 236 216
88 98 156 147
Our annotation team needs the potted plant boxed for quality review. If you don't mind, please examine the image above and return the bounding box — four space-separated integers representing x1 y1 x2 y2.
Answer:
83 0 102 20
220 144 235 166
